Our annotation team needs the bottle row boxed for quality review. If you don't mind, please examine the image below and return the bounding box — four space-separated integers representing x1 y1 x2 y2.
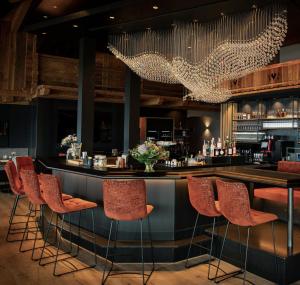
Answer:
202 136 237 157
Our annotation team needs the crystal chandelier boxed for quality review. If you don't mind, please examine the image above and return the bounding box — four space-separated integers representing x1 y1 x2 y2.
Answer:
108 4 287 103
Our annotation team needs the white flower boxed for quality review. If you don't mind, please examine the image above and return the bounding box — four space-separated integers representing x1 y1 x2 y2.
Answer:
137 144 147 154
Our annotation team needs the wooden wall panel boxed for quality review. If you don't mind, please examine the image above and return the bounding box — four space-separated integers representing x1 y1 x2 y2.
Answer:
220 102 237 142
38 54 78 87
228 60 300 95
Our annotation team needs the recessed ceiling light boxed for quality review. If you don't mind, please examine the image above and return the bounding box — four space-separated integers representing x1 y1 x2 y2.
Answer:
42 32 47 35
187 46 192 49
73 24 79 28
53 5 58 9
152 5 159 10
109 16 115 20
43 15 48 19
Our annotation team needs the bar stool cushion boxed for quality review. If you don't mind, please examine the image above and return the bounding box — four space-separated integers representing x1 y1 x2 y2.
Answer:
249 209 278 226
62 198 97 213
254 187 300 207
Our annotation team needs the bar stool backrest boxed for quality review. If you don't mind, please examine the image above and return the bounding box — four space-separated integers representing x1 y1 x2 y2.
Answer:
39 174 66 213
102 179 147 221
16 156 34 173
4 161 23 195
278 161 300 174
216 179 253 227
20 170 45 205
187 176 220 217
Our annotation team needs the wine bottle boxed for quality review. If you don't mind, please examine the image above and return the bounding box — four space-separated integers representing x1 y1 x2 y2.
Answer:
210 137 215 157
202 140 207 156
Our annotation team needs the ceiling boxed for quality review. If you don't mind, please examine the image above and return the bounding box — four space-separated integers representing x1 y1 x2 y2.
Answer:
2 0 300 57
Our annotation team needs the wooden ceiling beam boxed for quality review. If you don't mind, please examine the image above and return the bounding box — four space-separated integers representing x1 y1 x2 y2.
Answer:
5 0 33 32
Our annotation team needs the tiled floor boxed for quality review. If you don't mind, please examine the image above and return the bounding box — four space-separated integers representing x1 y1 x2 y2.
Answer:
0 192 284 285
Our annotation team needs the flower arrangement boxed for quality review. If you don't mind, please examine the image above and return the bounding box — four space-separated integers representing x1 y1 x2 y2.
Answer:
61 134 78 147
130 140 169 172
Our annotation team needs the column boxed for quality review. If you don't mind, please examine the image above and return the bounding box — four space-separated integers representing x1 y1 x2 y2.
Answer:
123 67 141 153
77 37 96 154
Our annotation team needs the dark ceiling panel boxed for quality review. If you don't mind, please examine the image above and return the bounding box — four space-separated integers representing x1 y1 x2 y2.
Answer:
19 0 300 56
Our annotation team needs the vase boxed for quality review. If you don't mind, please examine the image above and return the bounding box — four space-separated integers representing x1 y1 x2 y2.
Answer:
144 161 155 173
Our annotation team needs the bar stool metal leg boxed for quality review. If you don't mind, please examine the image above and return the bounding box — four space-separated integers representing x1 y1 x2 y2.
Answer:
237 225 244 272
243 227 251 285
140 219 145 285
102 219 114 285
39 210 54 266
6 195 20 241
147 216 155 272
185 213 199 268
215 221 229 282
53 214 65 276
91 208 97 266
19 203 34 252
208 217 216 280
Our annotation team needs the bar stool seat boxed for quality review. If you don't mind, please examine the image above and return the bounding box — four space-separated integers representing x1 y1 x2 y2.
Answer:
249 209 278 225
61 198 97 213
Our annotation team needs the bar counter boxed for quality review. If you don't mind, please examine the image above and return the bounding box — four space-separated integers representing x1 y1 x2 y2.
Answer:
38 158 300 258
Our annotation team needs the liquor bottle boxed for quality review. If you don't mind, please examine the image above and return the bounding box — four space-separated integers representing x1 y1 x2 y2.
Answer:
217 137 222 150
214 147 219 157
224 135 229 156
202 140 207 156
233 140 237 156
228 141 233 156
210 137 215 157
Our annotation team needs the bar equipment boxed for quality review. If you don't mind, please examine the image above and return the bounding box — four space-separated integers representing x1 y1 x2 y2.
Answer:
94 155 107 167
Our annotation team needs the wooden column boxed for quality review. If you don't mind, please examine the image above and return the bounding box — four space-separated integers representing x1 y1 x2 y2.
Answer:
77 37 96 154
123 67 141 153
220 102 237 142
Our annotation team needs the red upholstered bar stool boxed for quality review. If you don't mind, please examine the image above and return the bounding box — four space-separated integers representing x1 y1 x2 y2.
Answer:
254 161 300 206
4 161 28 242
185 176 222 279
38 174 98 276
215 179 278 284
102 179 154 285
20 170 73 260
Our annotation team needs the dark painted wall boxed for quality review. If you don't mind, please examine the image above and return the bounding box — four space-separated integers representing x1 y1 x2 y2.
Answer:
0 104 33 149
32 98 124 157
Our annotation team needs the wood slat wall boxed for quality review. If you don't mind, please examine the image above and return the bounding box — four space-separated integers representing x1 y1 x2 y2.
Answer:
220 102 237 142
226 60 300 95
